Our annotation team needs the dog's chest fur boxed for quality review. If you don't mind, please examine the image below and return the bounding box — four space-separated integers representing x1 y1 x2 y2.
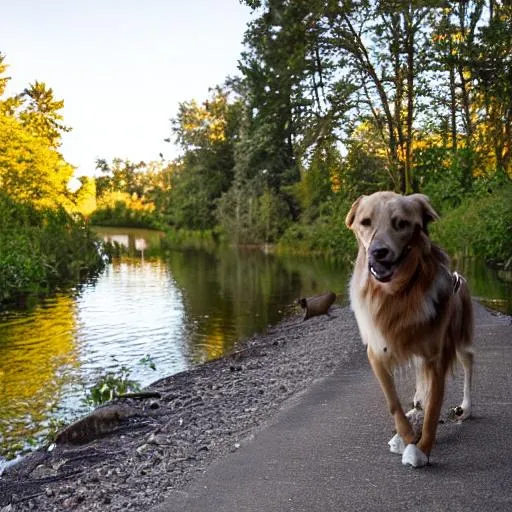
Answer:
349 249 452 361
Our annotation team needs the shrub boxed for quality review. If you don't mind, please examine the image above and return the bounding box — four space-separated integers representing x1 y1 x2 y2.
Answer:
277 196 357 258
0 193 106 306
431 181 512 263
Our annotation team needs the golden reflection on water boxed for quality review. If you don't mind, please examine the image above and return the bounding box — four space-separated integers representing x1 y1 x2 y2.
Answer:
0 294 79 453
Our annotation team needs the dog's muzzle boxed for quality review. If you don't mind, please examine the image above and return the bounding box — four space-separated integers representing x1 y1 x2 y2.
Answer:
368 242 411 283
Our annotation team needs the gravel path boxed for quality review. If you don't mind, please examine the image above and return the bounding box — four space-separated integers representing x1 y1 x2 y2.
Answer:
0 306 363 511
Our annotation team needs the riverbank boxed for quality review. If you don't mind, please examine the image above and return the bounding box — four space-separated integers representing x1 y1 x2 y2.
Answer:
0 305 363 511
2 302 510 511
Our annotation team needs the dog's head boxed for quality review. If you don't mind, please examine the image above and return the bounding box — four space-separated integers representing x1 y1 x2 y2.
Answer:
345 192 439 283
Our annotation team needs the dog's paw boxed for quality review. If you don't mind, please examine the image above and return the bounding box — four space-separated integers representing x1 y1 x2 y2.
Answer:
448 406 471 422
402 444 429 468
388 433 405 455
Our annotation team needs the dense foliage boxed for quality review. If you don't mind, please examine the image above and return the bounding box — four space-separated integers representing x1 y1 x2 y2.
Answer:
4 1 512 269
84 1 509 261
0 54 105 306
0 193 105 304
432 180 512 263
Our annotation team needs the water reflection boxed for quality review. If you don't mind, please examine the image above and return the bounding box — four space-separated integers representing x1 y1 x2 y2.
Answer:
0 295 79 455
453 257 512 314
0 229 351 461
166 247 351 363
73 257 187 391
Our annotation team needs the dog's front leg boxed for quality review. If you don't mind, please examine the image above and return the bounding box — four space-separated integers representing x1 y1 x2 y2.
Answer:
417 361 445 455
402 360 446 468
367 347 415 445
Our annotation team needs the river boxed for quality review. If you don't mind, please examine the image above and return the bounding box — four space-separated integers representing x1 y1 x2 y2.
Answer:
0 226 510 464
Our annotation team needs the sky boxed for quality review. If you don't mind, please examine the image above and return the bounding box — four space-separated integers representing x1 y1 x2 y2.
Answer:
1 0 253 178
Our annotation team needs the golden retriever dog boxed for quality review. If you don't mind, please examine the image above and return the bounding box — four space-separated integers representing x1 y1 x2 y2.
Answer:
345 191 473 468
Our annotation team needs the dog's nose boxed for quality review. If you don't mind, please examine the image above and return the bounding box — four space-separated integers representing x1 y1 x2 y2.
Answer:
371 244 390 261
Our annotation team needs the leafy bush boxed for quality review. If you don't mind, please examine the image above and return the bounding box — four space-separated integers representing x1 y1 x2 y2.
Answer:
0 193 106 306
89 191 159 229
83 366 141 407
277 196 357 258
431 181 512 263
83 355 156 406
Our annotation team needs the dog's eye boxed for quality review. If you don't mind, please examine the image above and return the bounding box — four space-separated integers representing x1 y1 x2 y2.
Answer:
361 218 371 227
395 219 410 230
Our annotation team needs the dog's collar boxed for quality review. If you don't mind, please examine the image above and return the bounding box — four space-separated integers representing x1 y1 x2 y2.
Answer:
452 271 464 295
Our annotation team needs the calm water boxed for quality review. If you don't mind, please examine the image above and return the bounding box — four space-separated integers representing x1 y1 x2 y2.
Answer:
0 227 510 463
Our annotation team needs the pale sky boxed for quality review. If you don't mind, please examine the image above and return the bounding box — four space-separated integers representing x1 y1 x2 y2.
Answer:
1 0 252 177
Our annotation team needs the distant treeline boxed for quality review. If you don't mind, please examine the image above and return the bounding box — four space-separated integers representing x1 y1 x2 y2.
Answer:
1 0 511 287
84 1 511 262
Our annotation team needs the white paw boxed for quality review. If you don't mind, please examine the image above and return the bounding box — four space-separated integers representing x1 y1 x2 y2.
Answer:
402 444 429 468
388 433 405 455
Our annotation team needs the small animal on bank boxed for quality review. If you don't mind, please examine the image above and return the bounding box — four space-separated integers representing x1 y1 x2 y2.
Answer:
345 191 474 468
298 291 336 320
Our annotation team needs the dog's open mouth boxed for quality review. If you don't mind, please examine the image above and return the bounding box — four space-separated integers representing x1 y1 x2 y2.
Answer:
369 261 395 283
368 245 412 283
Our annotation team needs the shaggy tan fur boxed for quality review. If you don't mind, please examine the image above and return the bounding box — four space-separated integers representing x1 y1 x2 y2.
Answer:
346 191 473 466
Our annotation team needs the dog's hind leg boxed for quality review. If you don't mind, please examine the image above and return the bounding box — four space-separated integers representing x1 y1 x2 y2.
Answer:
450 347 473 421
412 356 427 410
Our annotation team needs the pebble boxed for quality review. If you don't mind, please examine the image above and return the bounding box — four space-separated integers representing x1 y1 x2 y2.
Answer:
30 464 57 479
136 443 151 455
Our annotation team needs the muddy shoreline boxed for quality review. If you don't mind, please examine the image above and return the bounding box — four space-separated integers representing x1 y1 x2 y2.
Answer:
0 306 363 511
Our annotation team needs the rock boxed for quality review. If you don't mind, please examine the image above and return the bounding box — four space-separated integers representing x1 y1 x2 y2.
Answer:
136 444 151 455
146 433 169 446
62 497 74 509
55 404 137 445
30 464 58 479
298 291 337 320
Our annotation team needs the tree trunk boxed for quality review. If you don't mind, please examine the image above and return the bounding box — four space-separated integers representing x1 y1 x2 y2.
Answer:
404 4 415 195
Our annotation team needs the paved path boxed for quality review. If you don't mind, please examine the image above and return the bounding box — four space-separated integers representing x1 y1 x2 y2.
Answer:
151 304 512 512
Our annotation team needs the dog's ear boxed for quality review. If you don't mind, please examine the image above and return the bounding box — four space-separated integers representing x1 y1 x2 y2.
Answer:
345 196 363 229
408 194 439 233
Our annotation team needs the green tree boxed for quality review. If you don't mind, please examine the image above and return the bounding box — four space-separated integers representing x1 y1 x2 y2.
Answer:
166 87 242 230
95 158 147 198
18 81 71 148
473 2 512 175
0 114 73 209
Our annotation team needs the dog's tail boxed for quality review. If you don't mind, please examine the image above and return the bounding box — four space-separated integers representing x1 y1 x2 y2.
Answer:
454 276 474 350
